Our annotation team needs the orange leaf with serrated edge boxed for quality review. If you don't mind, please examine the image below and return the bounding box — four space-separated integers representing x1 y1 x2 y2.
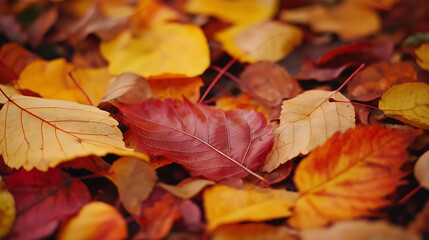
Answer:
0 95 143 171
289 125 420 228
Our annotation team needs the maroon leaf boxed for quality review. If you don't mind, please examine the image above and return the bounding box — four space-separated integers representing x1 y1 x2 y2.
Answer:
5 168 90 240
117 98 273 181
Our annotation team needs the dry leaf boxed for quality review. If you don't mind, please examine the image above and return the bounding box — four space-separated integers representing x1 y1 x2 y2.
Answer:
415 43 429 71
289 125 419 228
0 177 15 239
0 95 139 171
184 0 278 25
215 93 271 119
203 183 298 230
100 23 210 77
280 2 381 41
26 7 58 48
301 220 421 240
148 76 203 102
414 150 429 190
106 157 155 216
379 82 429 130
216 21 302 63
101 72 157 104
158 178 215 199
130 0 182 28
59 156 111 175
212 223 298 240
262 90 355 172
58 202 128 240
347 62 417 101
0 84 20 104
0 43 40 82
18 58 113 105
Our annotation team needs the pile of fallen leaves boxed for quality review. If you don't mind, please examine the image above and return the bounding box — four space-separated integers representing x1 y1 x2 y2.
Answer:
0 0 428 239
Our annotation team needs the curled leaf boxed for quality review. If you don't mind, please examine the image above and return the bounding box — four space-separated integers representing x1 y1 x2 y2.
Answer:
158 178 214 199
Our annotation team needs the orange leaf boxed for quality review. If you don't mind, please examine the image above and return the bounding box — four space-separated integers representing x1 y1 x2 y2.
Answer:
58 202 128 240
289 125 420 228
212 223 298 240
216 93 271 119
148 76 203 102
0 43 40 83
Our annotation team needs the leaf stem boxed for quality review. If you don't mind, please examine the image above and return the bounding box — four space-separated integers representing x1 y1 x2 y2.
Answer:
399 185 422 204
328 98 382 111
209 65 243 85
199 58 239 104
335 63 365 93
67 72 93 106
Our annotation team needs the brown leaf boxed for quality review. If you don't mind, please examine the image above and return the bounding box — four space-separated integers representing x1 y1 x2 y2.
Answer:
0 43 40 83
26 7 58 48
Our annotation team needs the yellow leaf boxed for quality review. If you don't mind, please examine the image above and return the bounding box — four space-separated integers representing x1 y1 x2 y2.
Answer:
148 76 203 102
0 84 20 104
106 157 156 216
415 150 429 190
262 90 355 172
216 21 302 63
203 184 298 230
130 0 182 28
0 177 15 239
0 95 141 171
415 43 429 71
212 223 298 240
184 0 278 25
280 2 381 41
379 82 429 130
100 23 210 77
58 202 127 240
159 179 214 199
216 93 271 119
18 58 112 105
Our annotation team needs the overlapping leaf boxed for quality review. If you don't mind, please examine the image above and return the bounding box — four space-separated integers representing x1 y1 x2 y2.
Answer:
289 125 420 228
117 98 273 181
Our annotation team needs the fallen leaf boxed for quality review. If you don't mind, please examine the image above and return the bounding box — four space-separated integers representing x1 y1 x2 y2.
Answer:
0 177 15 239
379 82 429 130
262 90 355 172
415 43 429 71
301 220 421 240
184 0 278 25
295 61 355 81
215 93 271 119
414 150 429 190
117 98 273 181
239 61 302 107
58 201 128 240
130 0 182 28
5 168 91 240
0 95 139 171
59 156 111 175
158 178 215 199
212 223 298 240
100 23 210 77
179 199 204 232
280 2 381 41
347 62 417 101
101 72 157 105
148 76 203 102
0 84 20 104
18 58 113 105
0 16 27 45
0 43 40 82
408 200 429 235
204 183 298 230
105 157 156 216
289 125 419 228
26 7 58 48
216 21 302 63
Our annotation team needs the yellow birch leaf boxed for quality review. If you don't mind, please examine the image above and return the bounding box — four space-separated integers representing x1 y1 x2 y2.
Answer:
158 179 214 199
0 84 20 104
58 202 127 240
204 183 298 230
379 82 429 130
262 90 355 172
414 150 429 190
0 95 142 171
18 58 112 105
415 43 429 71
216 21 302 63
184 0 278 25
100 23 210 77
105 157 156 216
0 177 15 239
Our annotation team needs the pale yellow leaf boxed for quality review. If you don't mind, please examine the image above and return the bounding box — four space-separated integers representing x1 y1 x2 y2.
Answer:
415 150 429 190
204 183 298 230
0 84 20 104
216 21 302 63
379 82 429 130
262 90 355 172
58 202 127 240
0 177 15 239
184 0 278 25
158 179 214 199
106 157 156 216
100 23 210 77
0 95 142 171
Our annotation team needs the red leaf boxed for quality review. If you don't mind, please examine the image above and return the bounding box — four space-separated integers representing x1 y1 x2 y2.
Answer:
5 168 90 240
117 98 273 181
